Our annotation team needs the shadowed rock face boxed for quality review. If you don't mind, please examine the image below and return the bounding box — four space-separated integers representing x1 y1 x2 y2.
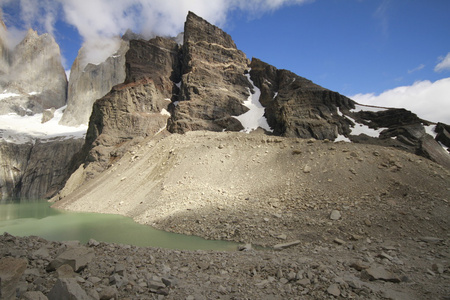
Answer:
0 138 84 200
247 58 450 168
248 58 355 140
0 29 67 115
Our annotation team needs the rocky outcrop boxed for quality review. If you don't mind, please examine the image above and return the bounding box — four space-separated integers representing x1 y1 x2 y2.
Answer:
75 37 179 176
167 12 250 133
248 58 355 139
0 29 67 115
0 138 84 200
436 122 450 150
247 58 450 168
59 39 129 126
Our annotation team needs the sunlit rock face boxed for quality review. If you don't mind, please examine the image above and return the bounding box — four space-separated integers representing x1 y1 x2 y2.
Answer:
167 12 250 133
59 39 129 126
0 28 67 115
76 37 179 176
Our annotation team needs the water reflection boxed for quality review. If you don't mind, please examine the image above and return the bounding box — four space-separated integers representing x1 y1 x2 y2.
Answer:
0 200 238 251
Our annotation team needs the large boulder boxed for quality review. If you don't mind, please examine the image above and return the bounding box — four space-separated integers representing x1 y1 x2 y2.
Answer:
47 246 94 273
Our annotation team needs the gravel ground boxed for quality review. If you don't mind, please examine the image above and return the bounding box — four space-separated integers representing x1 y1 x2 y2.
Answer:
37 130 450 299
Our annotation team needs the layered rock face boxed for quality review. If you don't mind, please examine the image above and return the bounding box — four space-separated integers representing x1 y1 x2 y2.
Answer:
167 12 250 133
59 40 129 126
0 29 67 115
248 58 355 139
0 138 84 200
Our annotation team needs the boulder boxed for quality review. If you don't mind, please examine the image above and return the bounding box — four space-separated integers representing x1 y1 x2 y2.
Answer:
47 278 90 300
361 266 401 283
0 257 27 300
21 291 49 300
47 247 94 272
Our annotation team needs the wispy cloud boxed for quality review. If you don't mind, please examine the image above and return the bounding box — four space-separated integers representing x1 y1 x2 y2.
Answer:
435 52 450 73
373 0 390 38
350 78 450 124
408 63 425 74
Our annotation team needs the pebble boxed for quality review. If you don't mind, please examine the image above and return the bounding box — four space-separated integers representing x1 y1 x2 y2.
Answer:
330 210 341 220
327 283 341 297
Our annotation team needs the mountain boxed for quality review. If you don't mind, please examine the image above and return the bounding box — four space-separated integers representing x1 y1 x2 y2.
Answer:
59 39 129 126
0 28 67 115
62 12 449 183
0 24 82 200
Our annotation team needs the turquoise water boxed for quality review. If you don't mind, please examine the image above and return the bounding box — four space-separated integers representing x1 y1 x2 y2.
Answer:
0 200 238 251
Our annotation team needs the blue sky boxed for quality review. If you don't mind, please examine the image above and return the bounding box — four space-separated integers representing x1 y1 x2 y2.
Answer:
1 0 450 123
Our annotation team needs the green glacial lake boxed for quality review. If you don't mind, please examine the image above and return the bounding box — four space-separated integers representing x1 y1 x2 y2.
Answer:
0 200 238 251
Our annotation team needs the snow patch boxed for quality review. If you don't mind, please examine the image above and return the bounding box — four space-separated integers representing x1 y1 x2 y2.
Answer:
335 134 351 143
0 92 21 100
346 114 386 138
351 104 388 113
160 108 171 116
273 92 278 99
233 71 273 133
0 106 88 144
424 125 437 138
175 81 181 89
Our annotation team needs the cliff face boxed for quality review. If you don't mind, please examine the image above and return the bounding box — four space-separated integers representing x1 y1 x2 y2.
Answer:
59 40 129 126
249 58 355 139
76 37 179 176
167 12 250 133
0 29 67 115
0 138 84 200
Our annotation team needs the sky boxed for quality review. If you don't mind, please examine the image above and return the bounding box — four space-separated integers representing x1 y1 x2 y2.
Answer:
0 0 449 124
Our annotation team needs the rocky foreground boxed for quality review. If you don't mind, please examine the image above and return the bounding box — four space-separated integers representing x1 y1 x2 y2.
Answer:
1 223 449 300
23 130 446 299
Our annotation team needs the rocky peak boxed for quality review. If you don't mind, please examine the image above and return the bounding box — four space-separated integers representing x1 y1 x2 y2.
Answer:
184 11 237 49
0 27 67 115
167 12 250 133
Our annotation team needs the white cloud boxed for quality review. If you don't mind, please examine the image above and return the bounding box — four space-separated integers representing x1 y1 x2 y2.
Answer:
407 63 424 74
435 52 450 72
350 78 450 124
1 0 313 66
